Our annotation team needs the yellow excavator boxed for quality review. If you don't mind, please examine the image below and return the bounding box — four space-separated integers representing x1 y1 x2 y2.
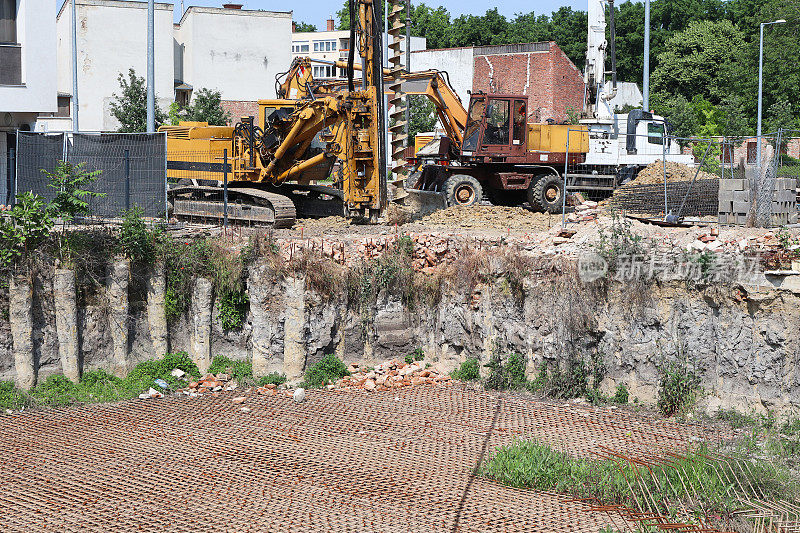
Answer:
163 0 389 227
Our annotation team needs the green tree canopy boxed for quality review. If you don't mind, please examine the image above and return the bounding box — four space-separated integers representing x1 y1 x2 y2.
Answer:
294 21 317 32
651 20 744 105
109 69 167 133
185 88 231 126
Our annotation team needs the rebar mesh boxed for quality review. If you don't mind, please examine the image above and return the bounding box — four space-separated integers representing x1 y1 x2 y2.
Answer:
0 386 724 532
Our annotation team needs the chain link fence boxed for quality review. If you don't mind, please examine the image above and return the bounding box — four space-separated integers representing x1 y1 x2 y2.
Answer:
563 128 799 227
14 131 167 220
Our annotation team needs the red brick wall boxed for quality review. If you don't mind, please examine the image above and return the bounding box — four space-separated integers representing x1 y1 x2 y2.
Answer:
221 100 259 126
471 43 584 123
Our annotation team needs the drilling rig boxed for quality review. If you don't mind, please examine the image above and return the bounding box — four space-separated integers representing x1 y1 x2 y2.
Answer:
163 0 389 226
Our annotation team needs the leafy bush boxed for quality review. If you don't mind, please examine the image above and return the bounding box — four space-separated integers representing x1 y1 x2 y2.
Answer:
44 161 104 223
0 192 54 269
258 373 287 387
217 289 249 331
483 353 507 390
612 383 629 404
118 207 164 264
451 358 480 381
303 354 350 389
548 358 589 399
404 348 424 365
593 211 648 273
657 361 701 417
208 355 253 380
0 380 29 410
505 353 526 388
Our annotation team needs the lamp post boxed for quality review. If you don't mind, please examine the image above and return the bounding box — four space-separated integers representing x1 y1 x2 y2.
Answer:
756 18 786 170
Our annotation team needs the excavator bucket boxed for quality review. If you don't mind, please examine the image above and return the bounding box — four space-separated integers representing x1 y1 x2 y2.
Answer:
389 182 447 221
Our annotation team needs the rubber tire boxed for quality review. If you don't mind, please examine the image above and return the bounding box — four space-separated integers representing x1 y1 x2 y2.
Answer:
444 174 482 207
528 174 564 213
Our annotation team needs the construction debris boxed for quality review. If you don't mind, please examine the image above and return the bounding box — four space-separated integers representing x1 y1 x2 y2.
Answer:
333 359 452 392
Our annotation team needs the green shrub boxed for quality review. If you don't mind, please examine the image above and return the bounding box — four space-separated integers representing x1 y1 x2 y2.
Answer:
657 361 701 417
451 358 480 381
0 380 29 410
218 289 249 331
258 373 287 387
208 355 252 380
483 353 507 390
303 354 350 388
118 207 163 264
526 367 548 393
548 358 589 399
404 348 424 365
505 353 526 388
612 384 629 404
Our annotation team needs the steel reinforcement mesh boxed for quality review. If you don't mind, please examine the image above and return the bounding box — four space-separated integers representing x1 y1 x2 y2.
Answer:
608 179 720 217
0 386 723 532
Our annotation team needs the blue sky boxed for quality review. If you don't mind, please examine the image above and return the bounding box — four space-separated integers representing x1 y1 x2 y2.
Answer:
59 0 586 30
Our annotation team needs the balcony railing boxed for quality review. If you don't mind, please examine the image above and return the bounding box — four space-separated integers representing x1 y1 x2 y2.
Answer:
0 44 22 85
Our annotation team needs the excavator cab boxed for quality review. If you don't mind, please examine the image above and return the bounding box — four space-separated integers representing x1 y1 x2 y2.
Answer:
460 94 529 159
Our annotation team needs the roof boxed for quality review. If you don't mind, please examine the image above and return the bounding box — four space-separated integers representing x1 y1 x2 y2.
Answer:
412 41 555 56
58 0 173 21
177 6 291 26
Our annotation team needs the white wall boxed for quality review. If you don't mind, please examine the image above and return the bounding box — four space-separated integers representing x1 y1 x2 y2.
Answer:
410 47 473 107
56 0 174 132
178 7 292 102
0 0 57 118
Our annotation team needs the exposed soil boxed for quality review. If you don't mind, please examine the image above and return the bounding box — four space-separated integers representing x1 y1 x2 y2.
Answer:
630 160 719 186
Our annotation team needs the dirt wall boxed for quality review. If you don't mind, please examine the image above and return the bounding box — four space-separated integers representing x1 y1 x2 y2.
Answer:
1 258 798 418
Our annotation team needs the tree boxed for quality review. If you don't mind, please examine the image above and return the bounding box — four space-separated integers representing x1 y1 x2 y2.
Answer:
44 161 105 223
0 192 54 269
765 100 800 134
294 21 317 32
185 88 231 126
651 20 745 105
109 69 168 133
407 95 436 144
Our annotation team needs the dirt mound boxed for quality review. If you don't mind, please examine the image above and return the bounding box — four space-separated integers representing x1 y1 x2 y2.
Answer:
418 205 554 230
629 160 718 186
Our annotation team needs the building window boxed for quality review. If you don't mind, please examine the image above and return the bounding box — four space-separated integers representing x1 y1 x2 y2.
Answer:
313 40 336 52
0 0 16 44
292 42 309 54
312 65 336 78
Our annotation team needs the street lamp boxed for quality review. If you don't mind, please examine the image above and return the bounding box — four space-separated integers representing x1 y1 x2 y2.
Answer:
756 18 786 170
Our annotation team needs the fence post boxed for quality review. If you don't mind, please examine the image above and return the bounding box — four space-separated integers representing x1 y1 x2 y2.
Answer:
562 130 570 227
8 146 14 206
223 148 228 231
124 149 130 212
662 133 668 219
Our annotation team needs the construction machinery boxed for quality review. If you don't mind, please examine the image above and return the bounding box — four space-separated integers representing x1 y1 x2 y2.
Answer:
163 0 388 227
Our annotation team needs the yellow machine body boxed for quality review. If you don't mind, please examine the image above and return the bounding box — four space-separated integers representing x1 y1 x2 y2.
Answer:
527 124 589 154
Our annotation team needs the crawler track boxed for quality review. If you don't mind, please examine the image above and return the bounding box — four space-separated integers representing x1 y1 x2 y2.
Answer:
0 387 723 532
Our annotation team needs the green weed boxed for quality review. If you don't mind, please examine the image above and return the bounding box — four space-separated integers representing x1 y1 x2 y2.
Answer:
208 355 252 380
258 373 287 387
451 358 480 381
302 354 350 389
658 360 701 417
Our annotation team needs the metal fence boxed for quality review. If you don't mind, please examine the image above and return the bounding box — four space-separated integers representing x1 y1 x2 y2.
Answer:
563 128 799 228
15 131 167 219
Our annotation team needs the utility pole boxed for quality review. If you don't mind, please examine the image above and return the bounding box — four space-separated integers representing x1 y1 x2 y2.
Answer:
756 19 786 172
71 0 79 132
642 0 649 111
146 0 155 133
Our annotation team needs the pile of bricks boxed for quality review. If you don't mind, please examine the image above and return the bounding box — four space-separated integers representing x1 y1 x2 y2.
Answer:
180 373 239 397
718 177 798 225
333 359 452 392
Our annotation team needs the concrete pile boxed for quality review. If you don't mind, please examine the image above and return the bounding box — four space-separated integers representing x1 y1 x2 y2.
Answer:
333 360 452 392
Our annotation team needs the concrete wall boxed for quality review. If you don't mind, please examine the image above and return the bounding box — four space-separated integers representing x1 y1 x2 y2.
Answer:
176 7 292 102
0 0 57 118
56 0 174 132
410 47 473 108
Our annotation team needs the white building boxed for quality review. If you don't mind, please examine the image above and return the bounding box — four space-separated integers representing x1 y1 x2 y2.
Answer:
174 5 291 120
1 0 58 203
55 0 174 132
292 18 426 81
